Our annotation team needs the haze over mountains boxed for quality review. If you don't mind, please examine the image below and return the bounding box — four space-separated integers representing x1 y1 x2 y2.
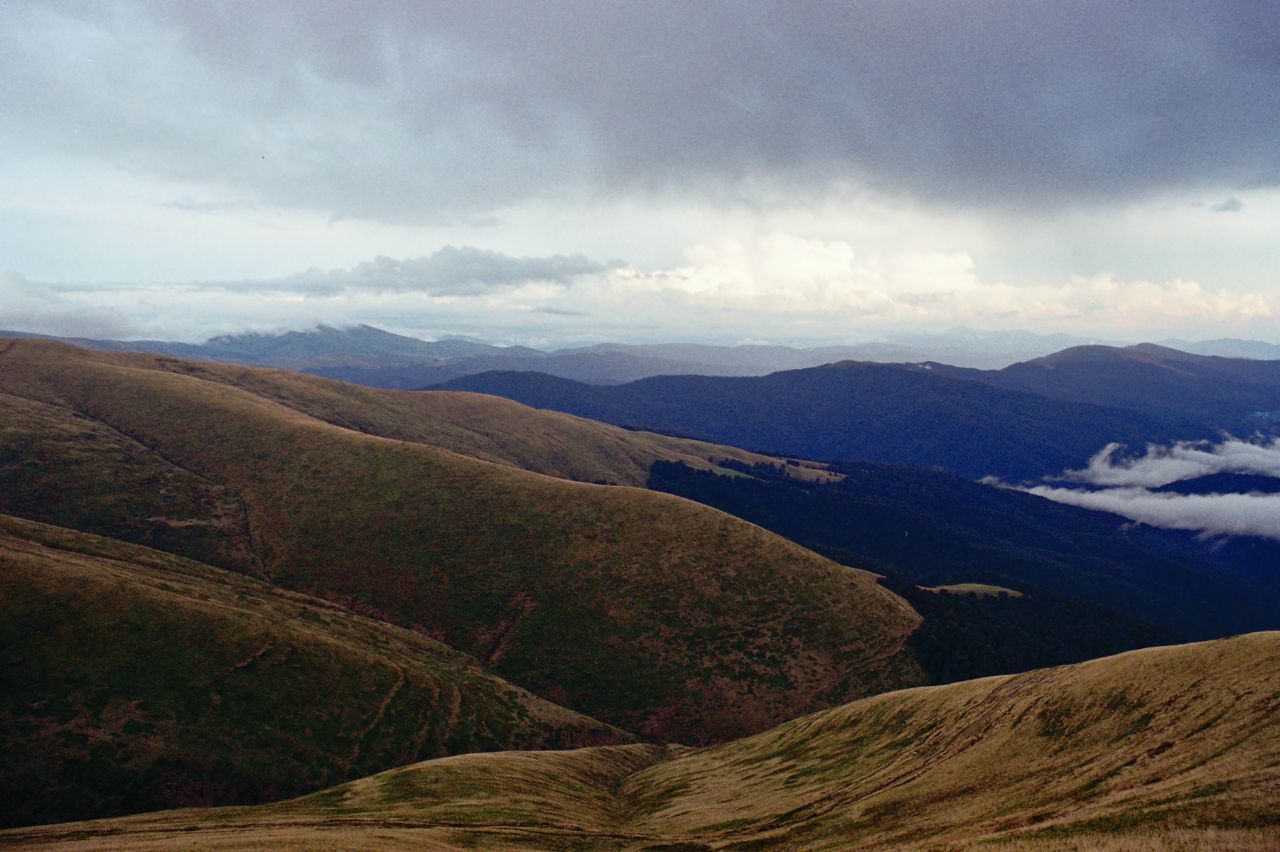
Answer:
12 324 1276 387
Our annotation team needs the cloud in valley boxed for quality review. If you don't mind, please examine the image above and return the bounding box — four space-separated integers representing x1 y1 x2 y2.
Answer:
1061 439 1280 488
1000 438 1280 541
1021 485 1280 542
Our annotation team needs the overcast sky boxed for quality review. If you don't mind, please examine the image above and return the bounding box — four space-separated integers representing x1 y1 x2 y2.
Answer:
3 0 1280 344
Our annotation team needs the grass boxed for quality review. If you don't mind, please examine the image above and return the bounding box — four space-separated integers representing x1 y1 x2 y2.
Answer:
0 340 923 746
6 632 1276 849
0 514 630 829
128 355 794 488
921 583 1025 598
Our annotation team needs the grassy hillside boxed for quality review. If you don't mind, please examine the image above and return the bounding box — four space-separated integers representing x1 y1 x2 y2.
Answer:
0 342 823 488
0 390 260 574
9 633 1276 849
436 362 1204 480
0 340 920 743
0 514 627 828
137 354 829 487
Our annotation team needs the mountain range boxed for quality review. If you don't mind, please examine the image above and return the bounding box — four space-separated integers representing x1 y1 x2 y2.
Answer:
8 324 1278 388
438 344 1280 481
2 335 1277 846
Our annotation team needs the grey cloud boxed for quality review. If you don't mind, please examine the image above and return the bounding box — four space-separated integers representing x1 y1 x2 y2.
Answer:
165 197 262 214
0 271 136 338
1211 197 1246 212
5 1 1280 221
1059 439 1280 488
533 307 591 317
217 247 620 296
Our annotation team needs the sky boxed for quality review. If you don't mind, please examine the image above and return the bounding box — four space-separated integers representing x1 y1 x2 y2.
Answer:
3 0 1280 345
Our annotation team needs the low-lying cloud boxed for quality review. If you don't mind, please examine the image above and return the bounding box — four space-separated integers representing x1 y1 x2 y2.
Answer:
17 236 1280 344
0 271 135 339
1020 485 1280 542
1062 438 1280 488
998 437 1280 541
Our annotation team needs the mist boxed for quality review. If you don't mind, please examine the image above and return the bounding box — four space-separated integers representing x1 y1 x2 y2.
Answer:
1001 437 1280 541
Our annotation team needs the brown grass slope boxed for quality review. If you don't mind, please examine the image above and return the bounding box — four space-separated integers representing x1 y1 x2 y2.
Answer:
7 633 1276 850
0 340 921 742
59 346 828 487
0 514 628 829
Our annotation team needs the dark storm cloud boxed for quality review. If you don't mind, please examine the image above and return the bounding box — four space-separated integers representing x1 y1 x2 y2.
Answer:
214 247 618 296
6 1 1280 221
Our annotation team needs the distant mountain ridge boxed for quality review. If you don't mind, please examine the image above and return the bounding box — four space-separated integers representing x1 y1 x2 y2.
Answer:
923 343 1280 427
437 363 1210 480
17 324 1274 386
437 343 1280 480
1162 336 1280 360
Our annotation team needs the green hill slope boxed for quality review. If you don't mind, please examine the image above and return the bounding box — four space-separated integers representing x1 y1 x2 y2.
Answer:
0 340 921 743
10 633 1276 849
0 514 627 829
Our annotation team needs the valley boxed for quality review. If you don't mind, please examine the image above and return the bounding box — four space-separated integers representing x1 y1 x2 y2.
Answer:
1 335 1276 848
7 633 1277 849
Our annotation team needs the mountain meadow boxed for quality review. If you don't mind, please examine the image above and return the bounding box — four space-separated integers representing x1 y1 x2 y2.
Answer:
8 632 1277 849
1 337 1276 848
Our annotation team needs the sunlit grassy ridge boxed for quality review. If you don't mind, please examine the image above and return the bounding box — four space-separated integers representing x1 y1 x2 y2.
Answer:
80 352 826 487
0 514 628 828
0 340 921 743
8 633 1275 849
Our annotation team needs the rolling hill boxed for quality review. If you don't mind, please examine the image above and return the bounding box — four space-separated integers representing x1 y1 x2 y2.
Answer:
10 632 1276 849
925 343 1280 430
436 361 1206 480
0 339 921 744
0 513 627 829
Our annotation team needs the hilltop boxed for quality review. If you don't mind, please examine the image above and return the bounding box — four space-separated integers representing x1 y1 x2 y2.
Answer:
925 343 1280 429
10 632 1276 849
0 514 627 828
0 339 920 744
